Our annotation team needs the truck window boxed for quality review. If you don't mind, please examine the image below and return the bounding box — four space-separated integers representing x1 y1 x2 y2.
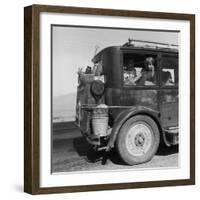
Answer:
161 56 178 87
123 53 157 86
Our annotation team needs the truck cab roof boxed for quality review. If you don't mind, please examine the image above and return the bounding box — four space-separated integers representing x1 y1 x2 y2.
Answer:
92 39 178 63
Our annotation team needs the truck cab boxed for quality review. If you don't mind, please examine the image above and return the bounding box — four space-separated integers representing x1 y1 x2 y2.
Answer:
76 39 178 165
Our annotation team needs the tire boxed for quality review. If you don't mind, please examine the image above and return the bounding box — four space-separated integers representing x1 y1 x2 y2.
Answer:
116 115 160 165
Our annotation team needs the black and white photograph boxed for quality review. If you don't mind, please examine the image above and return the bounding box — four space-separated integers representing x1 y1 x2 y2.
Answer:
24 5 195 194
51 25 179 173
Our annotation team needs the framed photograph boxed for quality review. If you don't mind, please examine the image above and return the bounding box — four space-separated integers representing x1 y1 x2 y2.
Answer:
24 4 195 194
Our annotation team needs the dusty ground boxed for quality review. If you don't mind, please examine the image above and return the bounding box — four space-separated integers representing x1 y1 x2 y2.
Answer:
52 126 178 173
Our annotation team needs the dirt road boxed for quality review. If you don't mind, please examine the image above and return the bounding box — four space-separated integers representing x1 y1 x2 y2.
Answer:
52 125 178 173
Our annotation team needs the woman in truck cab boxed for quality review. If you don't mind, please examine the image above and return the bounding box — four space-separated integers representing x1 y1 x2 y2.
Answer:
136 57 156 86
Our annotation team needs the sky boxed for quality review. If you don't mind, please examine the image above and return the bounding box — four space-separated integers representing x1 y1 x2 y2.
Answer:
52 25 178 97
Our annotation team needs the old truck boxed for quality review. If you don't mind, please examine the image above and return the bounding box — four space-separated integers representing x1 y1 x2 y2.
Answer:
75 39 178 165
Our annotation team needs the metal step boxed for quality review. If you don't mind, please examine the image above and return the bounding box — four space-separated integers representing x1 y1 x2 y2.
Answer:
164 127 178 134
164 127 179 145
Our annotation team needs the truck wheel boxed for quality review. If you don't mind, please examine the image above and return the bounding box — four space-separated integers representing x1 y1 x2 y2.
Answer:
116 115 160 165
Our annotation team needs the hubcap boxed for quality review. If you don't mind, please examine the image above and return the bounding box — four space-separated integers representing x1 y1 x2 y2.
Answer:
134 133 145 147
126 123 153 156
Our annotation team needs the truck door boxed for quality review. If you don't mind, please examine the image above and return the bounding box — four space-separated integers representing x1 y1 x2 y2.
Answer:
159 54 179 129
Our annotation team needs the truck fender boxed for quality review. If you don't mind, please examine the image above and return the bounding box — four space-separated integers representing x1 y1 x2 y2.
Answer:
106 106 160 151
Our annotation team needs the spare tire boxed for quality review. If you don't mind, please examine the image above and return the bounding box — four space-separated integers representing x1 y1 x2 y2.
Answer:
91 80 104 96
